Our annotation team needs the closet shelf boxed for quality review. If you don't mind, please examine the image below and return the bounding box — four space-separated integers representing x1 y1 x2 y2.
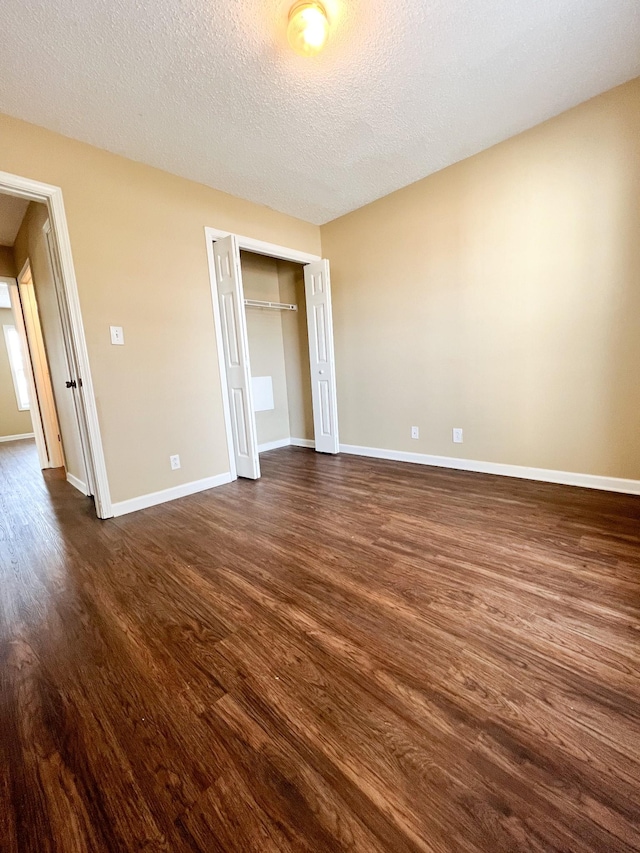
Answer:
244 299 297 311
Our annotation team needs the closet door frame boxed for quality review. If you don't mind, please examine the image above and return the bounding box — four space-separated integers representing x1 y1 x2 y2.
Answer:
204 227 338 480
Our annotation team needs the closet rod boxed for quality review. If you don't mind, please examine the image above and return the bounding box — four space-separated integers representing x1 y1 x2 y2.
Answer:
244 299 297 311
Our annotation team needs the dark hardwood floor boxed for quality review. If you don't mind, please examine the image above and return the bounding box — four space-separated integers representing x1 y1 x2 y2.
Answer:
1 438 639 852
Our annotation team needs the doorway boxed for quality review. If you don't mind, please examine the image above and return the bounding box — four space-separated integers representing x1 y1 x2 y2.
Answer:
3 211 93 502
205 229 339 480
13 259 65 470
0 170 111 518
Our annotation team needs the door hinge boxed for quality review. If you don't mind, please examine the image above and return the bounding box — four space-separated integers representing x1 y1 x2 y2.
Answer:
65 379 77 389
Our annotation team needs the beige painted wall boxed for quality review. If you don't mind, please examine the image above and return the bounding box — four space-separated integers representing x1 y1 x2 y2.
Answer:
242 252 291 446
0 246 16 276
321 78 640 480
0 113 320 504
0 246 30 437
0 306 34 437
278 261 314 442
14 202 87 479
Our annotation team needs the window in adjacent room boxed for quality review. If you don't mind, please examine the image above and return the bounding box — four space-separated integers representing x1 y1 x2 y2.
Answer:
3 325 30 410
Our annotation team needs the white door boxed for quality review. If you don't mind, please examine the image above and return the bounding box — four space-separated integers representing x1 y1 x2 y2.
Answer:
213 235 260 479
42 221 94 496
17 279 65 469
304 260 339 454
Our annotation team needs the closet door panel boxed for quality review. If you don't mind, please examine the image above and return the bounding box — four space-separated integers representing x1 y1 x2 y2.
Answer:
213 235 260 479
303 260 339 454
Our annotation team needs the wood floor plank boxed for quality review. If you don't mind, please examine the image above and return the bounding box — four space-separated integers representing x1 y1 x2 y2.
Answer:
1 438 639 851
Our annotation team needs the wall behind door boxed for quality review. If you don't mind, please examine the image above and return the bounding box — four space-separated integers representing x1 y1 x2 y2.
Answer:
0 305 34 438
277 260 314 444
0 246 15 276
13 202 86 480
0 250 32 437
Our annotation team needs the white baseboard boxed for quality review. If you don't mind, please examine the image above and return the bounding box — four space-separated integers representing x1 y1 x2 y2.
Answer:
66 472 89 495
258 437 291 453
111 472 233 517
0 432 35 443
258 437 316 453
339 443 640 496
290 437 315 449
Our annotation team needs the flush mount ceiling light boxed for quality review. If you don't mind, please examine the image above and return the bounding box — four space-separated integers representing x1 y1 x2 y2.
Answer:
287 1 330 56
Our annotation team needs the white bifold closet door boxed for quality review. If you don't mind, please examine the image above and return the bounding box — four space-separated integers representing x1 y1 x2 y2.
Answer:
213 235 260 479
303 260 339 454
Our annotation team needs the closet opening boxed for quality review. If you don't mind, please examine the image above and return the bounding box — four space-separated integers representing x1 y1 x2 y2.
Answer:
241 251 314 457
206 230 339 481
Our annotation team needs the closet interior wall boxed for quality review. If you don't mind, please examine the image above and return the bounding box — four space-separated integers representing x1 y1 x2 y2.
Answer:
240 251 314 450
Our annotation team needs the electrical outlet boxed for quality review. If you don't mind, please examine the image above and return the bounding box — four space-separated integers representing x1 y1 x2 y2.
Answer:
170 454 181 470
452 428 463 444
411 426 419 439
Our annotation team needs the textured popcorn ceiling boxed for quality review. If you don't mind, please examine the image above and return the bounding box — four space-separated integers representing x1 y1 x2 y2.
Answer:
0 0 639 224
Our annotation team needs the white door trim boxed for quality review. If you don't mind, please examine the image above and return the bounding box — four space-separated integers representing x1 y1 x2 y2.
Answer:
204 227 321 266
0 170 112 518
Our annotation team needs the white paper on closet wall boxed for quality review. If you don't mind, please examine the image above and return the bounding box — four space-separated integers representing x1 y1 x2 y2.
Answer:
252 376 275 412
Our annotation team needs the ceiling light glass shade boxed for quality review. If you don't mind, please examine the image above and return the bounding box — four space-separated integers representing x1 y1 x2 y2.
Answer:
287 2 330 56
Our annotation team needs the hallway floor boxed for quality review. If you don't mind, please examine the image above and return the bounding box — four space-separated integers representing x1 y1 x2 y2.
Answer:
1 438 639 852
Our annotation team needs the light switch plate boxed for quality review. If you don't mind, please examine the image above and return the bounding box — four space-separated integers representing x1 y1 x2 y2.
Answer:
110 325 124 345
